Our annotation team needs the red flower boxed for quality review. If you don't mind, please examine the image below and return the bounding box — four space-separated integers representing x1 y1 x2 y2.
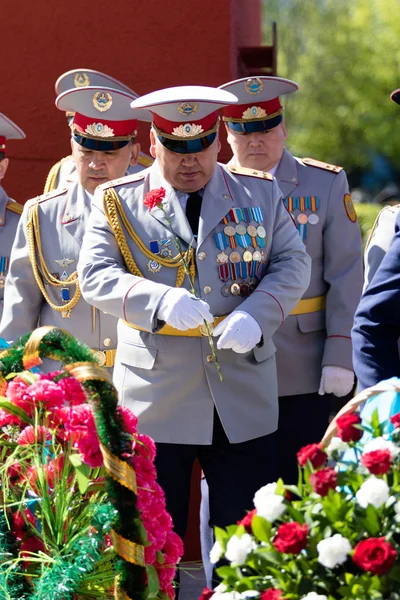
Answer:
144 187 166 211
297 443 327 468
361 449 392 475
237 508 257 533
17 425 51 446
273 522 308 554
309 467 337 496
199 588 215 600
353 537 396 575
336 413 363 442
261 590 283 600
390 412 400 429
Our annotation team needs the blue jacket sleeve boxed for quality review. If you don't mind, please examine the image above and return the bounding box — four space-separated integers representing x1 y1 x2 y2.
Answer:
352 213 400 390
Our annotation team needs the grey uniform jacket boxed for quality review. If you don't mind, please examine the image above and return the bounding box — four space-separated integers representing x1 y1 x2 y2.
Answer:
78 160 311 445
363 204 400 291
0 181 118 368
0 187 22 322
271 149 363 396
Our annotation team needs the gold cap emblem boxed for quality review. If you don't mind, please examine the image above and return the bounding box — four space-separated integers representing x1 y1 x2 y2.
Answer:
93 91 113 112
172 123 204 138
245 77 264 95
73 72 90 87
242 106 267 120
177 102 198 116
85 123 115 137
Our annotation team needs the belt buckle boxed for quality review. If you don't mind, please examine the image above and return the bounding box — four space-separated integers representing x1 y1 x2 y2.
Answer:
92 349 107 367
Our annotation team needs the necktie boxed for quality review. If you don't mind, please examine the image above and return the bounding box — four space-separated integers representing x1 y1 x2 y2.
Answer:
185 191 202 236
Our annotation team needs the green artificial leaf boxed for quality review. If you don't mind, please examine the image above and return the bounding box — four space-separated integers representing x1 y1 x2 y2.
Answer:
360 504 380 536
156 551 165 564
69 453 83 467
214 526 228 547
255 547 282 566
251 515 272 542
69 454 90 494
389 565 400 583
370 408 383 438
146 564 160 598
0 399 32 424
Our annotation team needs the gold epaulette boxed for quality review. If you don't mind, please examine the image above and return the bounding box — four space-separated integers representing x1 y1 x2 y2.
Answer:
99 171 146 191
137 154 154 168
30 187 68 207
302 157 343 173
44 155 72 193
228 165 274 181
6 201 23 215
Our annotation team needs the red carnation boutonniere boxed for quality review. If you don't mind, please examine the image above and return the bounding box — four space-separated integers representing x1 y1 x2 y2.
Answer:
144 187 166 211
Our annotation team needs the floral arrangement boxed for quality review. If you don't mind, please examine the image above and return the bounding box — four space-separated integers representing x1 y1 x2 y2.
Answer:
205 393 400 600
0 327 183 600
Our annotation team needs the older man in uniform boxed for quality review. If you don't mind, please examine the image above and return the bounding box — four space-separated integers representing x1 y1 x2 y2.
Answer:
77 85 311 560
44 68 153 193
0 86 151 371
218 76 363 481
363 88 400 291
0 113 25 321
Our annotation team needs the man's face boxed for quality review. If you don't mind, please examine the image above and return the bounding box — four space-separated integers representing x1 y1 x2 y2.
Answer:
150 128 220 192
70 139 140 194
225 121 287 172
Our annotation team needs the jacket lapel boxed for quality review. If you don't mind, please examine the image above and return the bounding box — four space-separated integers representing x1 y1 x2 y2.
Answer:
197 164 234 249
275 148 299 198
0 187 8 228
149 161 195 248
60 182 91 247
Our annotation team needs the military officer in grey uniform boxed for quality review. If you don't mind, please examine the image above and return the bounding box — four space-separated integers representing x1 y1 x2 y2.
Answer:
363 88 400 291
78 85 311 558
0 86 151 371
218 76 363 481
0 114 25 322
44 68 153 193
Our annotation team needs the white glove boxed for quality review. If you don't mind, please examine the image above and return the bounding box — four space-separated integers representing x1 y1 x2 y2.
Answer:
213 310 262 353
318 366 354 397
157 288 213 331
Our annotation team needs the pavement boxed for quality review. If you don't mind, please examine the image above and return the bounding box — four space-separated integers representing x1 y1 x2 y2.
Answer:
179 561 207 600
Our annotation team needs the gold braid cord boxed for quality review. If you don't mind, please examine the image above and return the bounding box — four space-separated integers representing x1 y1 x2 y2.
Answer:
114 583 134 600
103 188 195 286
99 442 137 493
23 325 61 369
26 204 81 316
110 529 145 566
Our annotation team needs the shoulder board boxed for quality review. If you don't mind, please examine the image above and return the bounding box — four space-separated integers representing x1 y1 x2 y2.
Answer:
31 187 69 206
302 157 343 173
6 201 23 215
100 171 146 191
228 165 273 181
138 154 154 168
44 155 73 193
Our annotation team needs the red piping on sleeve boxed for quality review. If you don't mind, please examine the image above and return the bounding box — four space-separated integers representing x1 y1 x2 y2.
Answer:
327 335 351 340
253 290 285 325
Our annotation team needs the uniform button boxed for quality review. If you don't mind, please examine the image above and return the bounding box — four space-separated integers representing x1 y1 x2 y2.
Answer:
103 338 112 347
206 354 214 363
222 193 229 200
203 285 212 294
198 252 206 260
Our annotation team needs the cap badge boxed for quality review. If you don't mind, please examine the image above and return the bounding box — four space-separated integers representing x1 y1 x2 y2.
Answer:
85 123 115 137
242 106 267 120
172 123 204 138
177 102 199 116
245 77 264 95
93 91 113 112
74 72 90 87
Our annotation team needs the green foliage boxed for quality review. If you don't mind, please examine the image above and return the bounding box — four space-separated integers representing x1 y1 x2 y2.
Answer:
263 0 400 175
354 203 381 246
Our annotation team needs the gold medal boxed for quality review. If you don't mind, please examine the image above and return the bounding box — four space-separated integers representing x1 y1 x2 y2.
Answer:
297 213 308 224
147 260 162 273
229 251 241 263
235 224 247 235
252 251 261 261
247 225 257 237
243 250 253 262
230 283 241 296
224 225 236 236
217 252 229 264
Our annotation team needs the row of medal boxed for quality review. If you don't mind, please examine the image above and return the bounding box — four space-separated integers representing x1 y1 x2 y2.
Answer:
284 196 320 240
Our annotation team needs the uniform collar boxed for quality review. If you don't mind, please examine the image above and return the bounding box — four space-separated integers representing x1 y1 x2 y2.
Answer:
275 147 299 197
0 186 9 227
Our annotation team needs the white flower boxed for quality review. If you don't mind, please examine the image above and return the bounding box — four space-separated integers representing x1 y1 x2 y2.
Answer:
394 499 400 522
317 534 352 568
241 592 259 598
363 436 399 458
210 540 223 564
356 476 390 509
225 533 253 565
213 592 242 600
301 594 328 600
253 483 286 522
326 436 348 457
214 584 227 594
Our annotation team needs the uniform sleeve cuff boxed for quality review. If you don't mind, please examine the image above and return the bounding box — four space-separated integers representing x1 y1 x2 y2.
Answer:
322 335 353 370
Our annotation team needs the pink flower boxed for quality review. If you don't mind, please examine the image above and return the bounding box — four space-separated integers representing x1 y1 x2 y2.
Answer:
76 434 103 468
0 408 21 427
144 187 166 211
46 455 66 489
133 455 157 482
7 460 23 482
117 405 138 434
27 379 66 410
135 433 156 461
17 425 51 446
163 531 184 564
58 376 87 405
6 379 33 414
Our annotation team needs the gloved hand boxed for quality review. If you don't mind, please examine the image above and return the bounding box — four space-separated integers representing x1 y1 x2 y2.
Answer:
318 366 354 397
157 288 213 331
213 310 262 353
